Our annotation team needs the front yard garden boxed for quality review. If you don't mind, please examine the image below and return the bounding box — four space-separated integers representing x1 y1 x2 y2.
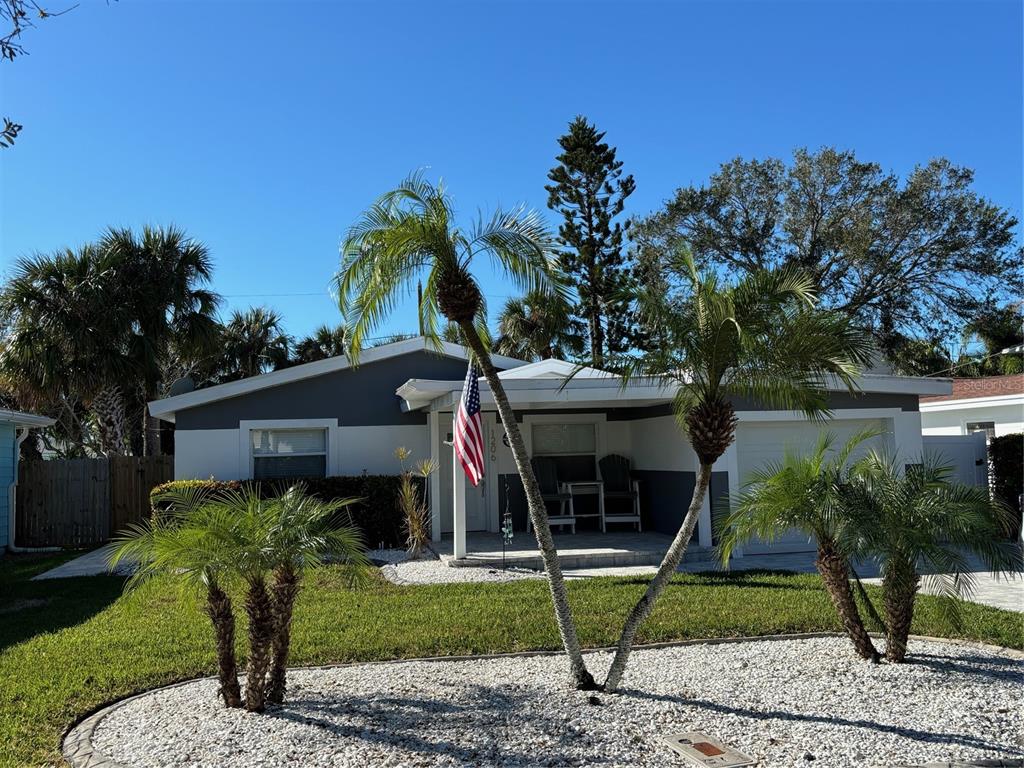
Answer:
1 553 1021 767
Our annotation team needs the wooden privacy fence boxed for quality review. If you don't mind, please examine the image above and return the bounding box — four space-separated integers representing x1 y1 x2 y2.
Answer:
16 456 173 548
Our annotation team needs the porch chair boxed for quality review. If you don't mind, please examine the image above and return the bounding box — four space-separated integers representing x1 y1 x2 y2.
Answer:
528 457 576 533
598 454 642 532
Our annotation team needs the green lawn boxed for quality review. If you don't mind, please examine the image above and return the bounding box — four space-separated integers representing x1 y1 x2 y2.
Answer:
1 553 1021 768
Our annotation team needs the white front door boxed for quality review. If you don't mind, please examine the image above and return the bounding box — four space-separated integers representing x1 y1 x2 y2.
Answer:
439 413 488 532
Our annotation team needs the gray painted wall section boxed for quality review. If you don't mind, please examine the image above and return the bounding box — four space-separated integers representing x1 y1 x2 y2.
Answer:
175 352 473 430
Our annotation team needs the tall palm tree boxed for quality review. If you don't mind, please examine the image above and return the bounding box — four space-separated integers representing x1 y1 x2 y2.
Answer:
495 289 585 361
101 225 221 455
107 485 245 708
292 324 348 364
845 453 1021 662
718 429 885 661
262 485 368 704
218 307 292 381
600 249 872 692
0 246 135 456
335 173 598 689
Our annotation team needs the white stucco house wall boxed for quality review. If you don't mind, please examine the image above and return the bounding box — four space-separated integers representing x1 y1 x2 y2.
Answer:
920 375 1024 439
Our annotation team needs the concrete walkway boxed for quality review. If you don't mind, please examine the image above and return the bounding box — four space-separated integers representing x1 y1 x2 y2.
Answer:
32 544 1023 612
31 547 133 580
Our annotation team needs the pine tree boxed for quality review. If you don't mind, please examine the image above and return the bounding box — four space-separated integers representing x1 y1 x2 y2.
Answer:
545 116 636 367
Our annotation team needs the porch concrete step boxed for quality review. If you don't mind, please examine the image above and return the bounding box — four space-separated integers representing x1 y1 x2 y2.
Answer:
443 544 715 571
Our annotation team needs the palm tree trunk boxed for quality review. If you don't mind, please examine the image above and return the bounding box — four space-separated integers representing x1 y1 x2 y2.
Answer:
815 540 880 662
603 461 712 692
244 577 275 711
91 385 129 457
204 584 242 708
882 562 919 663
459 323 597 690
267 564 300 705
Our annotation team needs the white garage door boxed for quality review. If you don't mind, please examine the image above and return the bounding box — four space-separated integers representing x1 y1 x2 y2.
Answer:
736 418 890 554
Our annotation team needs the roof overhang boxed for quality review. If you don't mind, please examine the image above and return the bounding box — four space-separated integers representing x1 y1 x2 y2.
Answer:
148 336 528 423
0 409 56 428
919 392 1024 412
397 372 954 413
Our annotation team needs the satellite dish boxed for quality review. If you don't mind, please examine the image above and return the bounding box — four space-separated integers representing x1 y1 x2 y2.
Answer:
167 376 195 397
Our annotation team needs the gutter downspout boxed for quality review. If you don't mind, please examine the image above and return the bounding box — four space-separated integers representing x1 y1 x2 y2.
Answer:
7 427 60 553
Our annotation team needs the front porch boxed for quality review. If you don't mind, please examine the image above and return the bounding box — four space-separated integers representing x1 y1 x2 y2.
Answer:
434 531 716 570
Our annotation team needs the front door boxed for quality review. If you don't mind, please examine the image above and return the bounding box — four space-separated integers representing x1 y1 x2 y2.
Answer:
439 413 488 532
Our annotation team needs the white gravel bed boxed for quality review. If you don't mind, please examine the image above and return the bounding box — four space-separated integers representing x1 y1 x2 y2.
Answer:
383 558 543 584
91 637 1023 768
366 548 411 565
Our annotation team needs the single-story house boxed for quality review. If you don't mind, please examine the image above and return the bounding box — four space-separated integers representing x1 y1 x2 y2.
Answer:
920 375 1024 440
2 408 56 552
149 336 951 558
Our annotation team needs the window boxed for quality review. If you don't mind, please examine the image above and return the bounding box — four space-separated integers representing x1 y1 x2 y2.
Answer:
966 421 996 441
251 428 327 480
532 423 597 455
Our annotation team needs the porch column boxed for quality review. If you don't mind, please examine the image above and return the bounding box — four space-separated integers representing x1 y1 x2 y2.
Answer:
429 411 442 543
721 442 743 558
453 445 467 559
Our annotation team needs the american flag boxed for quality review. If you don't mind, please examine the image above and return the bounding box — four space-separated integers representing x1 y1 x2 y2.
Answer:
454 363 485 487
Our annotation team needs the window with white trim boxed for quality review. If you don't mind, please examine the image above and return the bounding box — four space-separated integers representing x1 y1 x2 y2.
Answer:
250 428 327 480
531 423 597 455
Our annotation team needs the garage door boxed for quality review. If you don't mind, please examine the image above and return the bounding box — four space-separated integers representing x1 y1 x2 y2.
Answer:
736 419 890 554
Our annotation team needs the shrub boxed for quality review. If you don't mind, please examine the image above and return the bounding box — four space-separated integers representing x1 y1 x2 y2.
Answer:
989 433 1023 537
149 475 419 549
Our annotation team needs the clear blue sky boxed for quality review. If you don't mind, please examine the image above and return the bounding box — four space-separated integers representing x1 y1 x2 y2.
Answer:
2 0 1021 341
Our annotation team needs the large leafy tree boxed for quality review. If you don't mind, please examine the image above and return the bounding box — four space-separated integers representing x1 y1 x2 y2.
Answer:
845 453 1021 663
495 289 585 361
631 148 1022 358
719 430 885 662
218 306 291 381
546 116 636 367
335 173 598 689
0 246 135 456
601 249 872 692
101 226 221 455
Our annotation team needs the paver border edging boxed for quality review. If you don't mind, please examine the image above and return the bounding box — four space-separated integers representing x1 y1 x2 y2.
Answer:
62 633 1024 768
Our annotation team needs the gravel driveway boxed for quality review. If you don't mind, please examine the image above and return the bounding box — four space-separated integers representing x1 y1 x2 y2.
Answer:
89 637 1023 768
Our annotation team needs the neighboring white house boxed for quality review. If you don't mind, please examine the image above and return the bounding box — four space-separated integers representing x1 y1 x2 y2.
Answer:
149 336 951 558
920 375 1024 439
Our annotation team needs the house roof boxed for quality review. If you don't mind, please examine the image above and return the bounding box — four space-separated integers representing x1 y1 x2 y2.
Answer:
919 375 1024 407
0 408 56 428
148 336 529 422
397 369 954 412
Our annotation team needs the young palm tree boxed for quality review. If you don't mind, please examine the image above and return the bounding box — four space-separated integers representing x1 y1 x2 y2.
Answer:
293 324 349 364
263 485 368 705
107 485 244 708
100 225 221 455
335 173 598 689
495 289 585 361
845 453 1022 663
601 249 873 692
718 429 884 661
218 307 292 380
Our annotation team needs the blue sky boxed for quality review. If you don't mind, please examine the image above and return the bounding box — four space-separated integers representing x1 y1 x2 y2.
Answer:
2 0 1021 341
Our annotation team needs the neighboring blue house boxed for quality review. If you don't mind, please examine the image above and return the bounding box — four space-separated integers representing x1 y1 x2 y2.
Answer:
1 409 55 552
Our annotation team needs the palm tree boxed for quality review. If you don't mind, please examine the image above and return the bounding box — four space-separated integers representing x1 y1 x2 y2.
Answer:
107 485 244 708
600 249 872 692
293 324 348 364
718 430 884 661
845 453 1022 663
101 225 221 455
495 289 585 361
0 246 135 456
218 307 292 381
335 173 598 689
263 485 368 705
